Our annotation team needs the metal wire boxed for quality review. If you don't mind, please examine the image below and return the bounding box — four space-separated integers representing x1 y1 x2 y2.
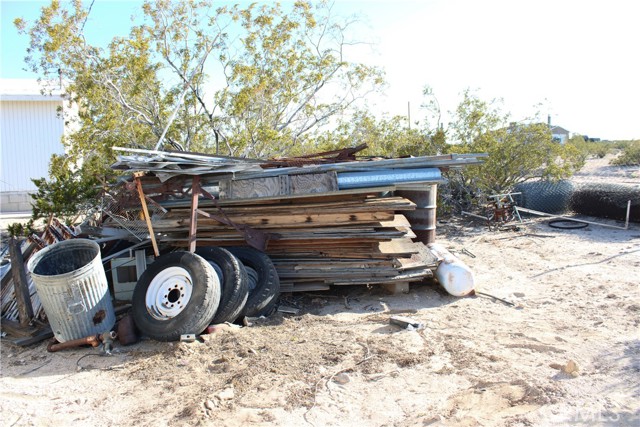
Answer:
99 182 167 241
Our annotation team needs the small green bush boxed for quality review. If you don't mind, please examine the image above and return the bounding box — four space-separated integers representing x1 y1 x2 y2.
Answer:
589 142 611 158
611 140 640 166
7 220 35 237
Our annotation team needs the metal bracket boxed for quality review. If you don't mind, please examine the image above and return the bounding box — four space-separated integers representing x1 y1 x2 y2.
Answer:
196 184 270 251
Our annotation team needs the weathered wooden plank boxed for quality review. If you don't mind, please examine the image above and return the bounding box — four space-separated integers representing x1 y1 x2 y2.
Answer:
1 242 36 292
166 197 415 217
126 211 397 230
3 325 53 347
161 185 397 207
134 172 160 257
0 318 35 337
394 242 440 271
332 268 433 285
9 238 33 326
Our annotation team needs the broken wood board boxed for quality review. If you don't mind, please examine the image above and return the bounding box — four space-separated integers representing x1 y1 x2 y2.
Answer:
125 211 397 230
160 185 398 208
165 197 416 217
1 319 53 346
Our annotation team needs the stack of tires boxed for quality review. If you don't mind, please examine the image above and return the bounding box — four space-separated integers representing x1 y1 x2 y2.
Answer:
131 247 280 342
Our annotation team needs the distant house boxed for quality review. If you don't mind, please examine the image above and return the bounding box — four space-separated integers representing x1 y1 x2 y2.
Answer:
0 79 70 212
550 125 570 144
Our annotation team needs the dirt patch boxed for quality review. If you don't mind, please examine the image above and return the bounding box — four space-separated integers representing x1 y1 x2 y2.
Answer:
1 157 639 426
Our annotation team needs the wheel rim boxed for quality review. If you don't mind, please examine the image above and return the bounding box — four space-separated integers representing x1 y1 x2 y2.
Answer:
245 266 259 292
145 266 194 320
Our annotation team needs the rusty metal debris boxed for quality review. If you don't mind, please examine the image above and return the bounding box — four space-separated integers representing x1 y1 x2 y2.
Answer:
389 315 424 330
261 143 367 167
47 331 117 353
516 201 631 230
3 146 488 345
461 192 523 230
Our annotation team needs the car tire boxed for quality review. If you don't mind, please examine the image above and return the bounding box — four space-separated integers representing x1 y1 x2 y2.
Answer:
196 246 248 324
132 251 221 341
227 247 280 317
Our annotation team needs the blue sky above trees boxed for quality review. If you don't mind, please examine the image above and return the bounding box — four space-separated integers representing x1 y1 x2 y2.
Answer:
1 0 638 140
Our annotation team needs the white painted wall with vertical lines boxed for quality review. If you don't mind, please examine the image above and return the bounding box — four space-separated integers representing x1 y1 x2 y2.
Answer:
0 100 65 192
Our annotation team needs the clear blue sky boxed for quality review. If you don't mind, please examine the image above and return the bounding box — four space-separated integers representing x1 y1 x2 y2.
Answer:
2 0 638 140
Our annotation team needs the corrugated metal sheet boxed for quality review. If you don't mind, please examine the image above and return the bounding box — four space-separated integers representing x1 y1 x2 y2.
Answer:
0 100 65 192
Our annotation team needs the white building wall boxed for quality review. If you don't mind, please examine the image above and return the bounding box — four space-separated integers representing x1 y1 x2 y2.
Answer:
1 99 65 193
0 78 70 212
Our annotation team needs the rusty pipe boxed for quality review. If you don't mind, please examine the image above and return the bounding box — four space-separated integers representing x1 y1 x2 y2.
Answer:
47 331 117 353
47 335 101 352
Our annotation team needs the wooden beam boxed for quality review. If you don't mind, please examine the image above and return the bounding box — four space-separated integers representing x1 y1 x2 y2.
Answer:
188 175 200 253
1 242 36 292
9 238 34 326
134 172 160 257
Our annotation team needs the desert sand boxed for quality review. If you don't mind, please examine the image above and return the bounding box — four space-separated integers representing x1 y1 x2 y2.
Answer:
1 155 638 426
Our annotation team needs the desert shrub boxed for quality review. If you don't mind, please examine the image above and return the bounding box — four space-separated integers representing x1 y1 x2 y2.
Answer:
446 91 584 198
565 135 611 161
30 154 102 223
611 140 640 166
612 140 633 150
590 142 611 158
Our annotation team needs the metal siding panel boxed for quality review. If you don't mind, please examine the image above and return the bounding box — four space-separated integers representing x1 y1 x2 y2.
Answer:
27 239 115 342
0 100 65 192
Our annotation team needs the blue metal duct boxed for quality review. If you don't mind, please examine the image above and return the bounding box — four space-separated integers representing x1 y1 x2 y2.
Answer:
337 168 443 189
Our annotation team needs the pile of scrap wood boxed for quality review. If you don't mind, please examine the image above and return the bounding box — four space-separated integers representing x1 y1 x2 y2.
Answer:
0 146 485 344
95 146 485 292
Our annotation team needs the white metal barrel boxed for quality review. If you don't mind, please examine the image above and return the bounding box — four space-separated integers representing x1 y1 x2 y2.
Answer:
27 239 115 342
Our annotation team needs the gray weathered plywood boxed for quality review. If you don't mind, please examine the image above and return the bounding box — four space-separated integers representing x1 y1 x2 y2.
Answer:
290 172 338 194
219 175 289 199
219 171 339 200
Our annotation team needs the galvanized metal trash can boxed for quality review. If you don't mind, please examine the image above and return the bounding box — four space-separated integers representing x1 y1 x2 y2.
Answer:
27 239 115 342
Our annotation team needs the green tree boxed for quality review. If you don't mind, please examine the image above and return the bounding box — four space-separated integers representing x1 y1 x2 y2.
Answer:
30 154 102 222
16 0 384 219
16 0 384 162
445 89 584 194
314 110 441 158
217 2 384 157
15 2 168 177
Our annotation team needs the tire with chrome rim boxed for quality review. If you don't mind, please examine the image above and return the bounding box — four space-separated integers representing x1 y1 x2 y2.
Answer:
132 251 221 341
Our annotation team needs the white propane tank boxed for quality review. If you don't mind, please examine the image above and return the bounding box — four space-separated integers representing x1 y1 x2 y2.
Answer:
427 243 475 296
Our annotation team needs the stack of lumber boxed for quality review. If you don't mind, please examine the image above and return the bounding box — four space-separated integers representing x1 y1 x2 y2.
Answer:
101 184 439 292
101 148 485 292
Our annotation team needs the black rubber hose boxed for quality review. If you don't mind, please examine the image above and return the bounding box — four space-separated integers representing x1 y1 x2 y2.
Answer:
547 219 589 229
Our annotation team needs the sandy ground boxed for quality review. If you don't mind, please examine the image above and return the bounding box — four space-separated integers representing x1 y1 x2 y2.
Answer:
1 156 639 427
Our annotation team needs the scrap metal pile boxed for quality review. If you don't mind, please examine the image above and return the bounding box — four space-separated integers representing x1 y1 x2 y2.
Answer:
2 145 485 344
101 146 485 293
